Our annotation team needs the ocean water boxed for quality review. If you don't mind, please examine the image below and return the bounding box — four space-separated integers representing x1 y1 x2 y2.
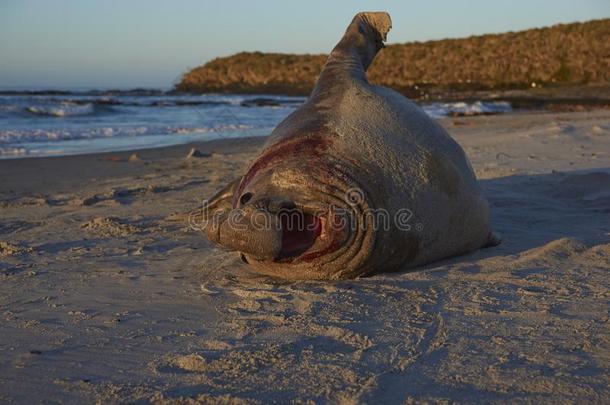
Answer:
0 91 511 159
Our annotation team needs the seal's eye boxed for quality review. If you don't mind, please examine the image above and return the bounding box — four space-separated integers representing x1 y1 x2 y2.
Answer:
239 192 253 205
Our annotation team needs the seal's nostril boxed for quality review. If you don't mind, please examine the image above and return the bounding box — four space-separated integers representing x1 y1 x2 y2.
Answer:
239 192 253 205
240 253 249 264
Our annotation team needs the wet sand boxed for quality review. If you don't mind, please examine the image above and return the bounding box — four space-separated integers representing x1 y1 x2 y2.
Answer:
0 110 609 403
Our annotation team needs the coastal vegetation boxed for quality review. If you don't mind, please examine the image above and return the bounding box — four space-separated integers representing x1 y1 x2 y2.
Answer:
176 19 609 96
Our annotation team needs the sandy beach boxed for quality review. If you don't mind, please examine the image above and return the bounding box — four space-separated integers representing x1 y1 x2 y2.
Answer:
0 109 609 403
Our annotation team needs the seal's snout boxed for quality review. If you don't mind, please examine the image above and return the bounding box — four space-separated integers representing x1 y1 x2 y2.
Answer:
208 193 348 265
208 208 282 261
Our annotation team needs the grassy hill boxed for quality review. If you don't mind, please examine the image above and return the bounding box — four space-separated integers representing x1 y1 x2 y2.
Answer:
176 19 610 96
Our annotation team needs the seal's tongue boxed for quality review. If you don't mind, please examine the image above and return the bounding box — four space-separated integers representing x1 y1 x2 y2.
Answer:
279 211 322 258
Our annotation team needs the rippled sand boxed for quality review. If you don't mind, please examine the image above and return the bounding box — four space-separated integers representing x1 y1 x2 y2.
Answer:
0 110 609 403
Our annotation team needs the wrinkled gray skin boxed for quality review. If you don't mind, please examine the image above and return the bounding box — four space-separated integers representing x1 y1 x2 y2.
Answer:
202 12 499 280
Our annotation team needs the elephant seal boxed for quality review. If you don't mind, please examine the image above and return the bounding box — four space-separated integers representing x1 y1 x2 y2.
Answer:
198 11 499 280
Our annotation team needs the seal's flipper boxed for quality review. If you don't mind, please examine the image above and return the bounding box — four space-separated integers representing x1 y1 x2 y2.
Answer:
313 12 391 97
327 12 391 72
189 178 240 231
357 12 392 43
195 178 241 244
205 178 241 215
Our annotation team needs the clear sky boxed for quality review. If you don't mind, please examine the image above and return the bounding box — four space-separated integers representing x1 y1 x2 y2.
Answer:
1 0 608 89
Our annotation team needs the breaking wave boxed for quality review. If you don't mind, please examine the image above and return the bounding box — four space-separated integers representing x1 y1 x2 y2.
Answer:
423 101 512 118
0 124 254 145
0 92 513 158
25 102 97 117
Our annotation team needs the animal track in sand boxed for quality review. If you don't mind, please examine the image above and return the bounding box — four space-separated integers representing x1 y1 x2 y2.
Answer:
0 241 33 257
81 180 207 206
171 354 207 372
306 324 374 351
0 196 48 208
0 220 42 235
81 217 141 237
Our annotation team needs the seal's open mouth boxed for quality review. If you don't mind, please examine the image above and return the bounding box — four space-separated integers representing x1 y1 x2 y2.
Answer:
274 207 347 262
279 211 322 258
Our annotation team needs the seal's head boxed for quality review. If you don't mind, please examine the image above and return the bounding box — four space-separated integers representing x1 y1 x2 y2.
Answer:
201 135 377 280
